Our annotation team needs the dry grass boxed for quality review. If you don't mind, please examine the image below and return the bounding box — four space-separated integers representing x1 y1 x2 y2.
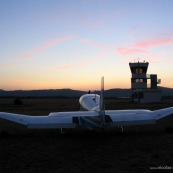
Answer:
0 98 173 173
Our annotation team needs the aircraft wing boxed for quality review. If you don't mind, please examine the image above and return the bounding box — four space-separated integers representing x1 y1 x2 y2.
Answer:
1 107 173 129
106 107 173 126
0 111 99 129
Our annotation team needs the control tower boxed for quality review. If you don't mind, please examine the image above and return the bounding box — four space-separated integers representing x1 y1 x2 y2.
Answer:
129 61 161 103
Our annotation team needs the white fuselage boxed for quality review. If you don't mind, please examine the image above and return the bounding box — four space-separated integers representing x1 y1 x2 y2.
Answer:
79 94 100 111
78 94 101 128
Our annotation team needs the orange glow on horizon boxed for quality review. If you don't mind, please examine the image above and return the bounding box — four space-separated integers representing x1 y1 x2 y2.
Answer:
1 73 172 91
1 79 132 91
1 81 172 91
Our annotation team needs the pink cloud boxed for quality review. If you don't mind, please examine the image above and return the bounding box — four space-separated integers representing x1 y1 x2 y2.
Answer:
22 36 73 59
133 38 173 48
80 39 108 49
0 61 18 67
116 36 173 58
55 51 109 69
116 48 148 56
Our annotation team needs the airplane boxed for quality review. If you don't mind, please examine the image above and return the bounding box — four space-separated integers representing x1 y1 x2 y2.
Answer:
0 77 173 133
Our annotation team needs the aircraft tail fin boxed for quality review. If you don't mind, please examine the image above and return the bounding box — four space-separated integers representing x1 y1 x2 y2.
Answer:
100 76 104 111
100 77 105 129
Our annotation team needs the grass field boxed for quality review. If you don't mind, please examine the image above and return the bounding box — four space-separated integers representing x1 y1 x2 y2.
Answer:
0 98 173 173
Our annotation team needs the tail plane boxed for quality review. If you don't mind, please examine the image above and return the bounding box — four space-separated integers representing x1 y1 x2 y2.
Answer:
100 76 104 111
100 77 105 129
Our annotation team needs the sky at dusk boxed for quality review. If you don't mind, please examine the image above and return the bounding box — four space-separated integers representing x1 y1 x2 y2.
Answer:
1 0 173 91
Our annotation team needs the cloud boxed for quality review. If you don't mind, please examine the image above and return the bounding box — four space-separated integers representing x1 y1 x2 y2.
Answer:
0 61 18 67
22 36 73 59
116 37 173 59
55 51 109 69
133 38 173 48
116 48 148 56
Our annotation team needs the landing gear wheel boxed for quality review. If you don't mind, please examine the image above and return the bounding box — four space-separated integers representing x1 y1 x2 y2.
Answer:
60 128 65 134
117 126 123 133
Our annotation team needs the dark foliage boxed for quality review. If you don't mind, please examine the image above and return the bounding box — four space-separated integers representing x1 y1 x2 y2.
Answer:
14 98 23 105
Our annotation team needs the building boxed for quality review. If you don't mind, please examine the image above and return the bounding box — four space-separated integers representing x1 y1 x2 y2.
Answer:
129 61 161 103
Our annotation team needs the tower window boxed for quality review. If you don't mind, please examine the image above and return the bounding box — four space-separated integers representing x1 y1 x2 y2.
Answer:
135 79 143 83
135 68 143 73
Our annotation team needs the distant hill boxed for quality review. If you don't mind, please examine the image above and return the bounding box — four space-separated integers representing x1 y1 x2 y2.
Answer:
105 87 173 97
0 89 86 97
0 87 173 97
105 89 131 98
158 87 173 96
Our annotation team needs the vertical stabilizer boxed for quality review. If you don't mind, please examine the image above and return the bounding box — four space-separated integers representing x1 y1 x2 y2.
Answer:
100 77 105 129
100 77 104 111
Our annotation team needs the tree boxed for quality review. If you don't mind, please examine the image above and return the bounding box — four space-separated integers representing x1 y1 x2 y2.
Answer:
14 98 23 106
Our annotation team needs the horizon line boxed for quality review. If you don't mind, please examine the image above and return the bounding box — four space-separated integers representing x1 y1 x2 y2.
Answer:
0 85 172 92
